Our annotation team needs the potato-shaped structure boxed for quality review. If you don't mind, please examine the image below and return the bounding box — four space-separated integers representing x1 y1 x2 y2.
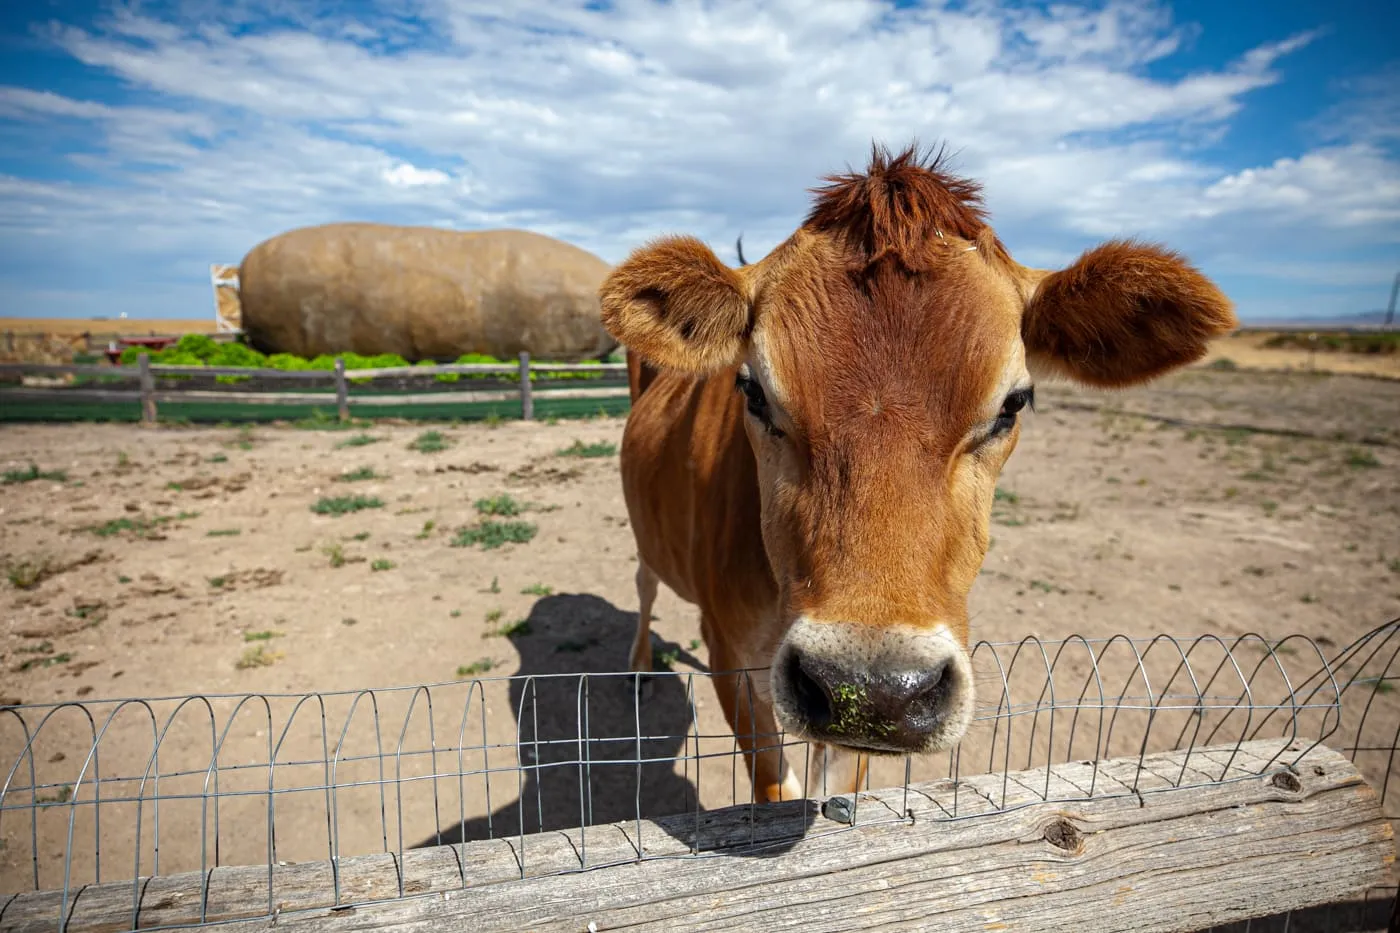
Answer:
237 224 617 361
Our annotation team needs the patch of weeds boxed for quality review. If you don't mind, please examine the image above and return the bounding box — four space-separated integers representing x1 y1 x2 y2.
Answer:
15 644 73 672
1299 593 1319 604
482 412 504 429
456 659 495 677
293 409 363 431
36 784 74 804
231 426 255 451
485 608 503 624
87 512 199 538
521 582 552 596
556 439 616 458
451 520 538 550
1206 357 1238 371
370 558 395 571
208 575 228 589
1344 448 1380 469
117 575 131 584
335 466 382 482
484 576 501 594
409 430 450 453
336 433 381 449
1261 500 1279 516
235 645 282 670
349 531 370 541
207 528 241 537
415 520 436 539
653 646 681 670
243 630 283 642
993 487 1018 505
449 609 462 618
5 554 56 590
311 495 383 516
475 493 523 517
323 543 349 568
485 618 530 638
688 639 701 651
209 453 228 464
3 464 68 485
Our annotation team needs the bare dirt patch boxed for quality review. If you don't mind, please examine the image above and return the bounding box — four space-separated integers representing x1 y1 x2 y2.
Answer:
2 369 1398 892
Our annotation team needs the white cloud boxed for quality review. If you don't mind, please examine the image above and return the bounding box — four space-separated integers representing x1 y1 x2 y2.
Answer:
0 0 1396 322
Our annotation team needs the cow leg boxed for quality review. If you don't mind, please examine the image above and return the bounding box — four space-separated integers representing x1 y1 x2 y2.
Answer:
629 559 659 673
708 633 801 804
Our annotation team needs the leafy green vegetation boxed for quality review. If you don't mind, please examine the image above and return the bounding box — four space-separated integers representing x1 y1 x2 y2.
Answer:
310 495 383 516
475 493 523 516
456 659 495 677
370 558 395 571
336 433 381 448
2 463 68 485
451 520 538 550
87 512 199 538
409 430 450 453
557 439 617 458
336 466 382 482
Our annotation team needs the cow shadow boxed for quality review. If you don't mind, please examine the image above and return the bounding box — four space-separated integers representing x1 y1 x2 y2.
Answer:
415 593 814 856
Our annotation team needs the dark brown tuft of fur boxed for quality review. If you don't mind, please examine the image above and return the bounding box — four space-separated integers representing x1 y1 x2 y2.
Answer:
803 142 1000 269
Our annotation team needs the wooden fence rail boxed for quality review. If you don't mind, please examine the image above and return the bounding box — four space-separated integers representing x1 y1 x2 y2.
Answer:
0 354 632 424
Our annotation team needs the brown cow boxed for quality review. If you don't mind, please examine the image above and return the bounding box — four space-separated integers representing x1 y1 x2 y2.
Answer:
599 143 1236 804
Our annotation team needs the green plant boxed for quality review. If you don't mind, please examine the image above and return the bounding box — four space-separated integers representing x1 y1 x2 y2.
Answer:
207 529 241 537
416 520 436 539
336 433 381 449
2 463 67 485
311 495 384 516
324 543 347 567
350 531 371 541
993 487 1018 504
209 453 229 463
371 558 395 571
86 512 199 538
556 439 616 458
485 608 503 624
335 466 382 482
484 576 501 594
475 493 522 517
5 554 55 590
235 645 282 669
521 582 553 596
653 646 680 670
485 618 531 638
243 630 283 642
208 575 228 588
451 520 538 550
1345 449 1381 469
409 431 450 453
456 659 495 677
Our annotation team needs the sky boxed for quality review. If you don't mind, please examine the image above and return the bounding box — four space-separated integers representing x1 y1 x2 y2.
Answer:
0 0 1397 323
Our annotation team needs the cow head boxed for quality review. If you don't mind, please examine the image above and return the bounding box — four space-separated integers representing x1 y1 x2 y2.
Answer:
600 144 1236 756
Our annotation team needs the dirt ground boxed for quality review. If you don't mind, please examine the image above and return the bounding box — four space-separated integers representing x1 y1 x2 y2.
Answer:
2 364 1398 896
1202 330 1400 379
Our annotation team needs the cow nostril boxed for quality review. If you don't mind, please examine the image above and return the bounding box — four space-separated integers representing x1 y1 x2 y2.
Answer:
904 662 952 725
786 652 832 729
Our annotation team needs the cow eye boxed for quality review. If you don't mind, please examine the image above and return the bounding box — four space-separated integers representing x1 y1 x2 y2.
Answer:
991 387 1034 436
735 371 785 438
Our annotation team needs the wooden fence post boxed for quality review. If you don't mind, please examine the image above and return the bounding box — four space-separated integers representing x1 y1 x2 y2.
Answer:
334 357 349 422
138 352 157 425
519 351 533 420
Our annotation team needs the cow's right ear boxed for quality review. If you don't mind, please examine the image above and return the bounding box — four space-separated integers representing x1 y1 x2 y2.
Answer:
599 235 753 374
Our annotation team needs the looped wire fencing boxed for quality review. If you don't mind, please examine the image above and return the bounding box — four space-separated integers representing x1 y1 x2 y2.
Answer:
2 619 1397 931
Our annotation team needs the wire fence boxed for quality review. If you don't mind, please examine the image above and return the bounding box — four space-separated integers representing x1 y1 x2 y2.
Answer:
2 620 1398 931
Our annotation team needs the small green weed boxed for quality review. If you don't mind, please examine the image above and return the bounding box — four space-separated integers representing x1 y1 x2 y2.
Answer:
475 493 523 517
521 582 552 596
371 558 395 571
1345 449 1381 469
409 431 450 453
416 520 436 539
235 645 282 670
5 555 56 590
484 576 501 594
557 440 616 458
485 618 530 638
87 512 199 538
335 466 382 482
311 495 383 516
653 646 680 670
336 434 381 449
993 487 1018 505
243 630 283 642
451 520 538 550
207 529 241 537
456 659 495 677
485 608 503 624
3 464 67 485
209 453 228 464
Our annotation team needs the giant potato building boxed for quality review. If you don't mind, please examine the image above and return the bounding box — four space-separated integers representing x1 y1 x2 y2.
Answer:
236 224 618 361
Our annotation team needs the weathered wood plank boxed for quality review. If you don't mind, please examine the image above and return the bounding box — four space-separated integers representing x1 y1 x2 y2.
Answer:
0 739 1391 933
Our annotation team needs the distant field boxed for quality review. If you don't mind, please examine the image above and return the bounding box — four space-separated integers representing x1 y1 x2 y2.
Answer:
0 317 220 337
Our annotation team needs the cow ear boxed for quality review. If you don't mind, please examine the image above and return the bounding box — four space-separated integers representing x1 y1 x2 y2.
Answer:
599 235 752 374
1018 240 1237 388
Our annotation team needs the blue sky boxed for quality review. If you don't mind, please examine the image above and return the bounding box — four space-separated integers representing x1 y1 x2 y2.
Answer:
1 0 1397 323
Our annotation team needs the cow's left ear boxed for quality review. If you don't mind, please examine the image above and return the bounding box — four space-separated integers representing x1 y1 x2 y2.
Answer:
1017 239 1237 388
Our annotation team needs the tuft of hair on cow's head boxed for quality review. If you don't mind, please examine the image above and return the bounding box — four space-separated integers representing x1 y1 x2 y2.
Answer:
602 142 1236 762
